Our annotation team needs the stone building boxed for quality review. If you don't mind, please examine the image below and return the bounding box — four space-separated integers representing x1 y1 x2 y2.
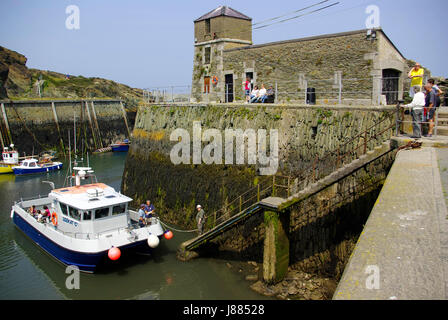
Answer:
191 6 409 105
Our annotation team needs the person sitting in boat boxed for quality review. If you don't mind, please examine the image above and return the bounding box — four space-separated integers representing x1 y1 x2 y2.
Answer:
28 205 37 217
36 210 43 222
42 205 51 223
138 204 146 227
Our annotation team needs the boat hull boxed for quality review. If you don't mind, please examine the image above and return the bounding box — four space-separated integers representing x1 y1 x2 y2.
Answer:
12 211 155 273
13 163 63 175
0 163 14 174
111 144 129 152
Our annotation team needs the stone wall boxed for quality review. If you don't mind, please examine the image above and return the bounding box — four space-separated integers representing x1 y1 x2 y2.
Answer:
122 103 394 228
194 16 252 44
122 103 396 284
191 29 408 105
0 99 133 155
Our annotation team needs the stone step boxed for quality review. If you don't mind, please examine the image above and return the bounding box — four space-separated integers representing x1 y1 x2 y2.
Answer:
436 126 448 136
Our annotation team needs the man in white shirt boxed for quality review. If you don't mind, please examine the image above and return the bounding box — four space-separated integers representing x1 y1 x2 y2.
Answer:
405 85 425 138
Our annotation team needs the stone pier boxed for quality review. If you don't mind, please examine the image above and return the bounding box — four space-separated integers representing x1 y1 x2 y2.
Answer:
333 144 448 300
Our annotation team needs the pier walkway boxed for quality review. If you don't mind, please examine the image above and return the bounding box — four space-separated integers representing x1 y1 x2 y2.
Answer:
334 143 448 299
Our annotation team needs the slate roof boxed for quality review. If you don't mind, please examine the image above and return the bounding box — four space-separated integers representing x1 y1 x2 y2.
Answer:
194 6 252 22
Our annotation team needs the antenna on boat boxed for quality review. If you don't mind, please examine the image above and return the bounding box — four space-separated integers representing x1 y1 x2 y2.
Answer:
68 129 72 175
73 112 78 166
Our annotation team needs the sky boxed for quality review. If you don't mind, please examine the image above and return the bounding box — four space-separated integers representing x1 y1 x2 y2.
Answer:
0 0 446 89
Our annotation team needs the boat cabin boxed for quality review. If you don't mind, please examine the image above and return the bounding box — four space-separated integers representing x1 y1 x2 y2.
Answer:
48 183 133 237
2 146 19 164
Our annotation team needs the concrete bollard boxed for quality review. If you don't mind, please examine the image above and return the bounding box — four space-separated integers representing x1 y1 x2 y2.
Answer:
263 210 289 284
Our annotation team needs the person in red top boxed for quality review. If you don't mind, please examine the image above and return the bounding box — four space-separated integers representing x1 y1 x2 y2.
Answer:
244 77 251 103
42 205 51 222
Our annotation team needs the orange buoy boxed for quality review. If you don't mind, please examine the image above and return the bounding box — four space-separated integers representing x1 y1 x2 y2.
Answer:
164 230 173 240
108 247 121 260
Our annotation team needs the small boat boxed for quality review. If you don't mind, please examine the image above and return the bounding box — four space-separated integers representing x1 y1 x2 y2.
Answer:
0 145 19 174
12 158 63 175
110 139 130 152
11 166 166 273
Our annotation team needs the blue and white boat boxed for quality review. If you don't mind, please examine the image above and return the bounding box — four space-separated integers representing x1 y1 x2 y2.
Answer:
12 158 63 175
110 139 130 152
11 167 165 273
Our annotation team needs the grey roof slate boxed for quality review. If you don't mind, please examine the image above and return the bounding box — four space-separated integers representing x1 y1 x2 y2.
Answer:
194 6 251 22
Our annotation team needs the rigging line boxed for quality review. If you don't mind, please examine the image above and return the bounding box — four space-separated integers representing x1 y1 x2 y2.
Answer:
254 2 340 30
252 0 330 26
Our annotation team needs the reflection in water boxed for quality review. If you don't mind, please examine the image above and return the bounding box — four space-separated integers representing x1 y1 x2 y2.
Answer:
0 153 270 300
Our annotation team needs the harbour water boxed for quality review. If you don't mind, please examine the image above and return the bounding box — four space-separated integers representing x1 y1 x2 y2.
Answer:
0 152 271 300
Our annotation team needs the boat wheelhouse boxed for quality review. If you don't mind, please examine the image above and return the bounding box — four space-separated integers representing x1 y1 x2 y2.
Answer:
0 145 19 174
11 167 165 273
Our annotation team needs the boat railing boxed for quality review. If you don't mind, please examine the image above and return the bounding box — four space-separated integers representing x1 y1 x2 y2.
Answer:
15 195 52 207
19 208 158 240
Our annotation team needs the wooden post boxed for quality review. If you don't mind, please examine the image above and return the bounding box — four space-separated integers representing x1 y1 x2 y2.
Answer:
84 101 98 151
119 101 131 138
51 102 65 154
257 184 260 202
1 102 13 145
0 123 5 150
363 130 368 154
90 101 104 148
272 175 276 196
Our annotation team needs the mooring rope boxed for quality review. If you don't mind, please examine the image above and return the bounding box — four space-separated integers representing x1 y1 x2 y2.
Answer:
159 219 198 233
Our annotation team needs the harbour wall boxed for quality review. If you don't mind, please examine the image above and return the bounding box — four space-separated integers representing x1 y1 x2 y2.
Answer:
0 99 134 155
122 103 395 279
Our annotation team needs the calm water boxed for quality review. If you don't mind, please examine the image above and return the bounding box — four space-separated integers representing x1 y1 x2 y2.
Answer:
0 152 270 300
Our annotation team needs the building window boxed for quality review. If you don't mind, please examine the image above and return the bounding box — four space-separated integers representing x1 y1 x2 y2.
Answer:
204 47 211 64
205 19 211 34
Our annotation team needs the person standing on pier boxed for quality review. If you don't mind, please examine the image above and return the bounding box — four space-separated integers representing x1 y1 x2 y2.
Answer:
196 205 205 235
408 63 424 98
404 85 425 138
424 84 437 137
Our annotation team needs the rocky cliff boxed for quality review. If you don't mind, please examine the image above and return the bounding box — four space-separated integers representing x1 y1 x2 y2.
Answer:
0 46 143 108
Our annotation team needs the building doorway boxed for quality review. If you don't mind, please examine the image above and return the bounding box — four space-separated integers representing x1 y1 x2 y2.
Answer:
204 76 210 94
225 74 234 103
382 69 400 105
245 72 253 91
